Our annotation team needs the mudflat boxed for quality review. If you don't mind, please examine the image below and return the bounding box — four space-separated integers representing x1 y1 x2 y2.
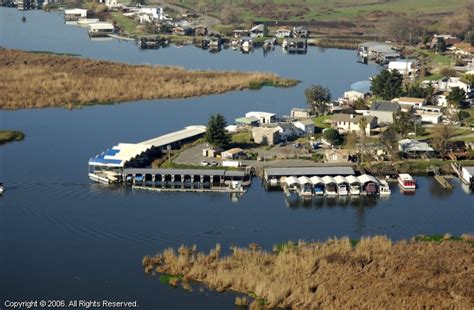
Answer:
0 48 296 109
143 235 474 308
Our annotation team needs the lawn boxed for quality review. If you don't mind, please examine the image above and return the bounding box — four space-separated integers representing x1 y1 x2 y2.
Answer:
312 115 331 132
231 131 253 144
111 12 143 35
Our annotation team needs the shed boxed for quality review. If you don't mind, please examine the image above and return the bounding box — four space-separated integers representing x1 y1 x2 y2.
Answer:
221 148 245 160
236 116 259 126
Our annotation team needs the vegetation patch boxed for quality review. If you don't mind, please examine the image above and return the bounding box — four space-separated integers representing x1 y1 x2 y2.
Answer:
143 235 474 308
0 48 296 109
0 130 25 145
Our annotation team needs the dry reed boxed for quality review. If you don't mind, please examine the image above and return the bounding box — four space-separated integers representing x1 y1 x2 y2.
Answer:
143 235 474 309
0 48 296 109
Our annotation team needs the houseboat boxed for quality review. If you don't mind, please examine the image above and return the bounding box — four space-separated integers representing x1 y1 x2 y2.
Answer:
334 176 349 196
322 176 337 196
379 180 391 195
398 174 416 190
88 22 115 37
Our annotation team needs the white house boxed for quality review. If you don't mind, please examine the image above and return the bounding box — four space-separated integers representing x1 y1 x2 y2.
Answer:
64 8 87 19
415 107 443 124
290 108 311 119
275 28 292 38
394 97 426 109
367 101 400 124
293 119 315 135
343 90 365 102
437 77 472 95
245 111 276 124
330 114 377 136
139 7 169 21
105 0 120 8
268 123 303 141
388 60 417 76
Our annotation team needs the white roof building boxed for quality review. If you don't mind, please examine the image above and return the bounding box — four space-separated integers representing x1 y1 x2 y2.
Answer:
388 60 417 76
245 111 276 124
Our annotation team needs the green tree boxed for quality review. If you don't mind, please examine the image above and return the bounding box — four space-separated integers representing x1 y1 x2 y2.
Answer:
322 128 341 145
447 87 467 108
205 113 231 148
405 82 430 99
431 125 454 157
371 69 403 100
353 97 367 110
393 110 415 138
304 84 331 116
380 125 398 151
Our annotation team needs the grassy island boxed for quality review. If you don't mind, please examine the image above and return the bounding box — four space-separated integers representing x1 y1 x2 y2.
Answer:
143 234 474 309
0 130 25 145
0 48 297 109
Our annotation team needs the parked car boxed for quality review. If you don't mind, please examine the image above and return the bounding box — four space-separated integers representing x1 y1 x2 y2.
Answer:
209 161 219 167
200 160 209 166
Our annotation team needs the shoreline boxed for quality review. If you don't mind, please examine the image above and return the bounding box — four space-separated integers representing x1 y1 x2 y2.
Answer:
0 48 298 110
0 130 25 145
143 234 474 308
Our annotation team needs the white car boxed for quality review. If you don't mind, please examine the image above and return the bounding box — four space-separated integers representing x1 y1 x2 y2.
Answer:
200 160 209 166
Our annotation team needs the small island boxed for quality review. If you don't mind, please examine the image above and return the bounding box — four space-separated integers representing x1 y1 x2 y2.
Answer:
0 48 297 110
0 130 25 145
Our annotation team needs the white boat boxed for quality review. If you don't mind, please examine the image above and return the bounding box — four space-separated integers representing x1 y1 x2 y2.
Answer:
398 174 416 190
322 176 337 196
379 180 391 195
77 18 100 25
334 176 349 196
0 183 4 195
346 175 361 195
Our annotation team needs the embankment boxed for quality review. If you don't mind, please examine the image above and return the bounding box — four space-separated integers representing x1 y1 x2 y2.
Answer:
0 130 25 145
0 48 297 109
143 235 474 308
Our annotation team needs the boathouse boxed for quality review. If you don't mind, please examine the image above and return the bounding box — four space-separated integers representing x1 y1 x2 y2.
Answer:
264 166 355 186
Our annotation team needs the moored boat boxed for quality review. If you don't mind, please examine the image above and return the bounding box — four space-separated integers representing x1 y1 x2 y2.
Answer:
398 174 416 190
0 183 4 195
379 180 391 195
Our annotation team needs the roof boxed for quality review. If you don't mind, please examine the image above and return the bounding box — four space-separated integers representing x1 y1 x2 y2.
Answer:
358 174 379 185
334 175 348 185
331 114 375 124
245 111 276 118
398 139 434 152
397 97 425 103
273 122 296 130
370 101 400 112
265 166 355 177
291 108 311 112
139 126 206 147
294 119 315 126
297 176 311 184
322 176 336 185
285 176 299 186
123 168 246 177
89 23 114 30
250 24 265 32
462 166 474 176
252 127 279 134
223 148 244 155
89 143 151 167
236 116 259 124
64 8 87 14
345 175 361 185
310 176 323 184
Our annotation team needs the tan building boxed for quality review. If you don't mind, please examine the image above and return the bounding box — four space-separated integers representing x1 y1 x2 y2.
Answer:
252 127 280 146
325 149 350 163
221 148 245 160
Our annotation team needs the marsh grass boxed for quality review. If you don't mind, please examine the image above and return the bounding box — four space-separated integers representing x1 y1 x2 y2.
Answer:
143 235 474 308
0 130 25 145
0 48 297 109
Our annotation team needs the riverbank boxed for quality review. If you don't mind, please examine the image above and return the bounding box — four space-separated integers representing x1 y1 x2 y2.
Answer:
0 48 297 109
0 130 25 145
143 234 474 308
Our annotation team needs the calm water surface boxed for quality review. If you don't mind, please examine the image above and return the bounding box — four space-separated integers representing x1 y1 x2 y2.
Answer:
1 8 473 309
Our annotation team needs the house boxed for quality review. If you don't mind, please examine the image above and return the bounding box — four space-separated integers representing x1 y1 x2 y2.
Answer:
275 28 292 38
430 34 460 49
394 97 426 109
290 108 311 119
202 146 223 158
245 111 276 124
433 92 449 107
64 8 88 20
172 26 193 36
343 90 365 102
193 25 207 36
415 106 443 124
437 77 472 95
293 119 315 135
398 139 434 158
235 116 259 127
325 148 350 163
104 0 120 9
367 101 400 124
292 26 308 38
268 123 303 141
139 7 169 21
249 24 267 38
221 148 245 160
252 127 280 146
388 60 417 76
330 114 377 136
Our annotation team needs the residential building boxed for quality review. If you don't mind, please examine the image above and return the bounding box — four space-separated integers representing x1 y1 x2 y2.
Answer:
367 101 400 124
325 149 350 163
293 119 315 134
202 146 223 158
290 108 311 119
245 111 276 124
388 60 417 76
437 77 472 95
330 114 377 136
275 28 292 38
415 106 443 124
235 116 259 127
398 139 434 158
249 24 267 38
343 90 365 102
139 7 168 21
221 148 245 160
252 127 279 146
394 97 426 109
268 123 303 141
430 34 460 49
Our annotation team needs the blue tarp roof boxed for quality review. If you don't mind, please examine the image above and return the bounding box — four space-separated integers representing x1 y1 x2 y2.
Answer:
351 80 371 94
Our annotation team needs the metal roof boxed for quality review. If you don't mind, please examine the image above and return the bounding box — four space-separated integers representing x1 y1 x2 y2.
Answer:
123 168 246 177
322 176 336 185
462 166 474 176
265 166 355 177
334 175 348 185
310 176 323 184
297 176 311 184
346 175 361 185
140 126 206 147
358 174 380 185
370 101 400 112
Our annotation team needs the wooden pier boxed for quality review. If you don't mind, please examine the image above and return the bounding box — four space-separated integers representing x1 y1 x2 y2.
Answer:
434 175 453 190
132 185 245 193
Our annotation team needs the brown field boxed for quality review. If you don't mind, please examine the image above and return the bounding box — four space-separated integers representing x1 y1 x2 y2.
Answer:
0 48 296 109
143 235 474 308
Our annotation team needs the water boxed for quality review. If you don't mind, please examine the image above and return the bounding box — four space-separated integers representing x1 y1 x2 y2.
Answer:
1 8 473 309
